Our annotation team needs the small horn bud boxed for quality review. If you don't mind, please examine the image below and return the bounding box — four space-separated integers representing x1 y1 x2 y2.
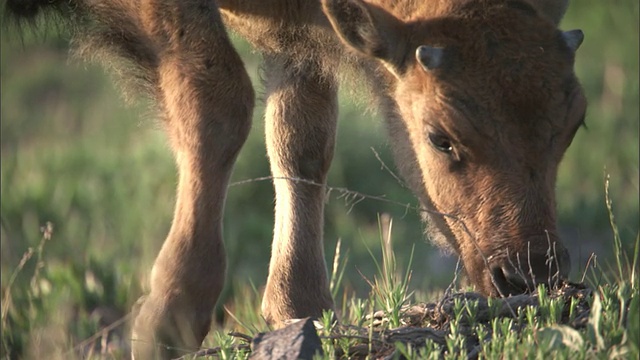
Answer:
416 45 444 71
562 29 584 52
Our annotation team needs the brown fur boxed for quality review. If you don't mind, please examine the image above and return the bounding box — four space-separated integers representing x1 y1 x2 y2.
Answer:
4 0 586 358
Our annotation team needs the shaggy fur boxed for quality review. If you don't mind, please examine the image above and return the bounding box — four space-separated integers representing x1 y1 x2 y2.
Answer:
4 0 586 358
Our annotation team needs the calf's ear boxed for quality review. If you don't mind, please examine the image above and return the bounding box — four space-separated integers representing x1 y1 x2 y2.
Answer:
321 0 408 75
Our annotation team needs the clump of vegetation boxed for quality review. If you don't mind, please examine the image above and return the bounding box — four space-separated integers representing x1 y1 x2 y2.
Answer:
326 203 638 358
204 212 638 359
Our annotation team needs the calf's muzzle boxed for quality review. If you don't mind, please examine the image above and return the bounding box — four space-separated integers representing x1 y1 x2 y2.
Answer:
488 237 571 296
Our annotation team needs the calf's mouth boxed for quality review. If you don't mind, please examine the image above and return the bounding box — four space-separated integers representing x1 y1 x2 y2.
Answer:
479 238 572 297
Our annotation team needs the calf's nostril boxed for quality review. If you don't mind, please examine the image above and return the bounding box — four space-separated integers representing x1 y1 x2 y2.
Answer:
558 246 572 278
490 266 529 296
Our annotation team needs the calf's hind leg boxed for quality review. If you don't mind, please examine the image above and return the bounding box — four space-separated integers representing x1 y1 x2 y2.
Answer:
261 56 338 326
132 1 254 358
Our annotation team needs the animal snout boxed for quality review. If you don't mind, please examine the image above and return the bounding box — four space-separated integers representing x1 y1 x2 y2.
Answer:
490 243 571 296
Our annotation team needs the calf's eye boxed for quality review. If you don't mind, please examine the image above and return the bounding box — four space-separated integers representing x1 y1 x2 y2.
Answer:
428 132 453 154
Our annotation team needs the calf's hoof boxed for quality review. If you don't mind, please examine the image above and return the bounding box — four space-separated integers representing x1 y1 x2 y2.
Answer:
131 294 210 360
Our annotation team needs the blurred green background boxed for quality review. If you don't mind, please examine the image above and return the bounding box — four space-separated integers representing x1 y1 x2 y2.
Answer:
1 1 638 357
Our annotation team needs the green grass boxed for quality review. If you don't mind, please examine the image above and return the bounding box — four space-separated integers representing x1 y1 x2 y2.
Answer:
1 1 639 358
198 216 639 360
203 219 639 360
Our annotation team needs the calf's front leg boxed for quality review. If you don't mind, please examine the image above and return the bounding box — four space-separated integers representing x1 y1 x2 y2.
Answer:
131 1 254 358
261 56 338 326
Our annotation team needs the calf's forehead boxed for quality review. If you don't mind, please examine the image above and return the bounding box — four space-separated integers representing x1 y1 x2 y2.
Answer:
420 32 576 127
409 4 576 93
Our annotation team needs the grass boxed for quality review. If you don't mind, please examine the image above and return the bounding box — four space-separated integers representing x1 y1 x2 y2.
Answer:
202 215 638 360
5 210 637 359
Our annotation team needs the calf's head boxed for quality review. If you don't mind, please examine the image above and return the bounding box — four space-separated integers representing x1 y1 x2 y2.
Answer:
323 0 587 296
